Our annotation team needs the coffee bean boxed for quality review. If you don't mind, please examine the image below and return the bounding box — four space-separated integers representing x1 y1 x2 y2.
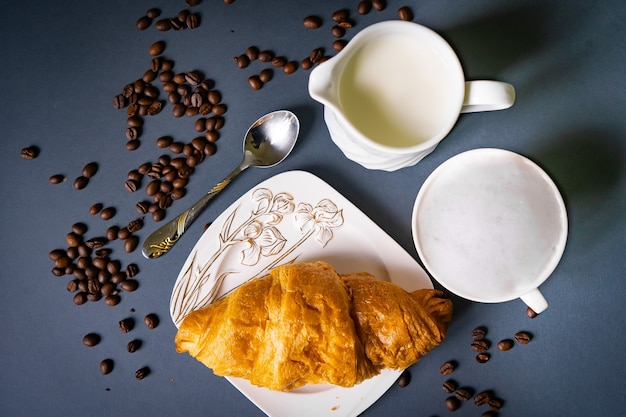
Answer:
331 25 345 38
455 388 473 401
333 39 348 51
283 61 298 74
474 391 492 406
310 48 324 64
49 174 66 184
476 353 490 363
100 359 114 375
526 306 538 318
397 370 410 387
471 339 490 353
245 46 259 60
303 15 322 29
121 279 139 292
104 294 121 306
358 0 372 14
147 101 163 115
443 379 458 393
301 57 313 70
127 339 142 353
234 54 250 68
89 203 103 215
271 56 287 67
514 331 532 344
73 292 88 305
186 13 200 29
445 396 460 411
20 146 39 160
82 333 100 347
99 207 116 220
126 126 139 140
248 75 263 90
135 366 150 380
148 41 165 56
488 397 504 410
440 361 455 375
144 313 159 329
136 16 152 30
338 20 354 29
397 6 414 21
481 411 498 417
124 236 139 253
372 0 387 11
85 237 107 249
118 317 134 333
258 50 274 62
471 326 487 340
73 176 89 190
146 8 161 18
497 339 514 351
113 94 126 109
332 9 349 22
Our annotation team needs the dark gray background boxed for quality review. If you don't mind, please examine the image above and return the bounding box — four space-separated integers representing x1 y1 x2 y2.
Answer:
1 1 624 416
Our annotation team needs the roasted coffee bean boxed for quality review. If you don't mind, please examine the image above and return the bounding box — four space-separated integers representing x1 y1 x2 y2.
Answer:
82 333 100 347
526 306 538 318
49 249 66 260
397 6 414 21
152 208 165 222
248 75 263 90
338 20 354 29
135 366 150 380
372 0 387 11
474 391 492 406
303 15 322 29
136 15 152 30
488 397 504 410
271 56 287 67
258 50 274 62
66 232 82 247
127 218 143 233
99 207 116 220
87 278 101 294
476 353 490 363
283 61 298 74
71 222 88 236
332 9 349 22
73 292 88 305
148 40 165 56
443 379 458 393
100 359 114 375
471 339 490 353
481 411 498 417
144 313 159 329
146 7 160 18
20 146 39 160
207 90 221 105
126 263 139 277
301 57 313 70
147 101 163 115
514 331 532 344
472 326 487 340
66 279 78 292
136 201 150 215
310 48 324 64
186 13 199 29
455 388 473 401
331 25 345 38
118 317 134 333
445 396 460 411
440 361 455 375
185 71 202 85
125 179 139 192
126 126 139 140
49 174 66 184
212 103 227 115
245 45 259 60
397 370 410 387
89 203 103 215
127 339 142 353
124 236 139 253
234 54 250 68
85 237 107 249
358 0 372 14
121 279 139 292
105 294 121 306
497 339 514 351
113 94 126 109
333 39 348 51
73 176 89 190
172 103 186 118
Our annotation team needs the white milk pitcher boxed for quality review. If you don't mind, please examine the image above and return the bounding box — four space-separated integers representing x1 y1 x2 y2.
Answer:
308 21 516 171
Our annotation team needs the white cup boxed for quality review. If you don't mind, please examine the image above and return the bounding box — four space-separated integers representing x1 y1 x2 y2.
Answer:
411 149 568 313
308 21 516 171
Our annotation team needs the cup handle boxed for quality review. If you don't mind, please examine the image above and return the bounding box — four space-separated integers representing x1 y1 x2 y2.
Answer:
461 81 516 113
520 288 548 314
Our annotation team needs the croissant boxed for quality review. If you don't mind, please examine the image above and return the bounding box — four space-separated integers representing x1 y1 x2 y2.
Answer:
175 261 452 391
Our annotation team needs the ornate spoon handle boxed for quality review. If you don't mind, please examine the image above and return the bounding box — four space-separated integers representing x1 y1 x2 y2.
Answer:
142 164 246 259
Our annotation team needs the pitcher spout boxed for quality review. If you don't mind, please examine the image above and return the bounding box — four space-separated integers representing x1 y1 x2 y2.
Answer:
308 59 340 109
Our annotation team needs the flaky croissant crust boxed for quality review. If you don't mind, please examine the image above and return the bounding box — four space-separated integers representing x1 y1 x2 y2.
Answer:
175 261 452 391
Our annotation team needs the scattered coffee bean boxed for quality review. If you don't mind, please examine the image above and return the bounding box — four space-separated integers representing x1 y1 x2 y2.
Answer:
474 391 492 406
89 203 103 215
144 313 159 329
497 339 514 351
248 75 263 90
481 411 499 417
148 40 165 56
82 333 101 347
136 15 152 30
99 207 116 220
397 6 414 21
100 359 114 375
514 331 532 344
127 339 142 353
234 54 250 68
49 174 66 184
20 146 39 160
372 0 387 11
455 388 473 401
118 317 134 333
476 353 490 363
124 235 139 253
526 306 538 318
471 326 487 340
73 292 88 305
85 237 107 249
303 15 322 29
440 361 455 375
259 68 273 83
397 370 410 387
135 366 150 380
332 39 348 51
358 0 372 14
105 294 121 306
120 279 139 292
258 50 274 62
283 61 298 74
445 396 460 411
73 176 89 190
443 379 458 393
471 339 490 353
331 25 345 38
488 397 504 410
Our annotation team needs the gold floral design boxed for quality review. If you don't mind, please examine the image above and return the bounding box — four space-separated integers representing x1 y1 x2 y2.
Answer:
170 187 344 326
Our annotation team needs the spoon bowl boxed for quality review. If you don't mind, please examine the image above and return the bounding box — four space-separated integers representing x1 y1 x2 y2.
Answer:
142 110 300 259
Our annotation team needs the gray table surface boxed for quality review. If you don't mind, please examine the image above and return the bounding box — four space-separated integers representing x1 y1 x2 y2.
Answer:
1 1 625 416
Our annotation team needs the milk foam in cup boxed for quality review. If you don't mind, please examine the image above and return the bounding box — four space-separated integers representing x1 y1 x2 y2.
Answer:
308 21 516 171
411 149 568 313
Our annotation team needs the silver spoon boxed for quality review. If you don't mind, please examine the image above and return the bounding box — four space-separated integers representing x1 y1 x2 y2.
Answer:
142 110 300 259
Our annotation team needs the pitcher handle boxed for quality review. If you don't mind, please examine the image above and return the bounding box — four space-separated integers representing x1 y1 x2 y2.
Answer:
461 81 516 113
520 288 548 314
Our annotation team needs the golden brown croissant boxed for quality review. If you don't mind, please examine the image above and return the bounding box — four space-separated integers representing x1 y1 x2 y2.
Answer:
175 261 452 391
